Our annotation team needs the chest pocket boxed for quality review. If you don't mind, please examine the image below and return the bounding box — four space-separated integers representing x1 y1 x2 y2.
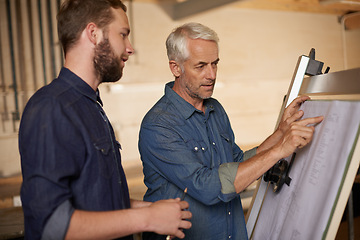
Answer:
93 138 116 178
185 139 215 168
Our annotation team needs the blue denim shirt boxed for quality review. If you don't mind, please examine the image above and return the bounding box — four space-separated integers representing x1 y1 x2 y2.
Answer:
139 81 249 240
19 68 132 240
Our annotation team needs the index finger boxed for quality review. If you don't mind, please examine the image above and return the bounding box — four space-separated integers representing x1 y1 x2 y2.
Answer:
298 115 324 126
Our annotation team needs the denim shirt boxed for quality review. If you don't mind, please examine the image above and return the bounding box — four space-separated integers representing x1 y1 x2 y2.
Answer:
139 81 249 240
19 68 132 240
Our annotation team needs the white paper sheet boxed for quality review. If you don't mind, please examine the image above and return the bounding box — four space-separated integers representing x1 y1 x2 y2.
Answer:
252 100 360 240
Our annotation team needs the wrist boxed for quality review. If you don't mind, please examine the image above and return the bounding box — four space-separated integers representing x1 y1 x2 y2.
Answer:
263 145 284 166
140 206 153 232
274 128 285 138
131 199 151 209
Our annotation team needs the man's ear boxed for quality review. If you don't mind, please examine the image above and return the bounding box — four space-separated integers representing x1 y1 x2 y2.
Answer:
85 22 101 45
169 60 182 78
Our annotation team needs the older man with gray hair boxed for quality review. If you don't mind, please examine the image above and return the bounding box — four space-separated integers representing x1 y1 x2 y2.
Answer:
139 22 323 240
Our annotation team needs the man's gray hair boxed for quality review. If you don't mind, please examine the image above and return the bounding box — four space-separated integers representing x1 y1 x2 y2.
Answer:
166 22 219 63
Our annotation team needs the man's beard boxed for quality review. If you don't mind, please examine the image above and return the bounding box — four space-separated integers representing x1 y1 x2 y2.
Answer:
93 38 123 83
180 72 214 100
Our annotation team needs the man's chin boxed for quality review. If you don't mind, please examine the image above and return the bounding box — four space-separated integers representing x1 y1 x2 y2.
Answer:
101 72 123 83
203 90 214 99
200 93 213 100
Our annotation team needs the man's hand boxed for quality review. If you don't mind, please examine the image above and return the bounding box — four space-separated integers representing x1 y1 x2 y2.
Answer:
277 95 310 135
148 199 192 239
233 109 323 193
274 114 324 159
258 96 313 153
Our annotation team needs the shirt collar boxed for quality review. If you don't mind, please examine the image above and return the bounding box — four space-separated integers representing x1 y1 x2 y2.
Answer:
58 67 102 105
164 81 215 119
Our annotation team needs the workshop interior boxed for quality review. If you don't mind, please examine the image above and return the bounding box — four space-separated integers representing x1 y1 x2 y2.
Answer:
1 0 360 239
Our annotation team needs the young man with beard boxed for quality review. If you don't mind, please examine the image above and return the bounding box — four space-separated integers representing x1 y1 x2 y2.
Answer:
19 1 191 239
138 22 323 239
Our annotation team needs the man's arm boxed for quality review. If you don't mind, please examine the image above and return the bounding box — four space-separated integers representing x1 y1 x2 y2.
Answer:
130 198 152 208
65 199 191 240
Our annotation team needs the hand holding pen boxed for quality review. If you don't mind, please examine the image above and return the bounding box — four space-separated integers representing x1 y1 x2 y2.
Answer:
166 188 188 240
148 190 191 239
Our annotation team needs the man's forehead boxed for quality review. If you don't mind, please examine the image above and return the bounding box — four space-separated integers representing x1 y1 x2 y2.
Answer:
110 7 130 29
187 47 218 64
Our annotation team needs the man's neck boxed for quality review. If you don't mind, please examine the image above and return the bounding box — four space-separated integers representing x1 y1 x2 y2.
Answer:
172 82 205 112
64 56 100 91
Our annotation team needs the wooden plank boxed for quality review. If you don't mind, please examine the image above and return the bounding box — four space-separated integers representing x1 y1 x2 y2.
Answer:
0 175 21 208
342 12 360 30
0 207 24 239
231 0 351 14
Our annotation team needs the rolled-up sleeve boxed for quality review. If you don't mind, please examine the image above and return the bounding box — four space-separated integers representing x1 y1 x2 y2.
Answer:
41 200 74 240
218 147 258 195
218 162 240 194
244 146 257 161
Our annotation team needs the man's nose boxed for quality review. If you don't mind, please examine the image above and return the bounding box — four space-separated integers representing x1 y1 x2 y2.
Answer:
126 39 134 56
206 65 216 79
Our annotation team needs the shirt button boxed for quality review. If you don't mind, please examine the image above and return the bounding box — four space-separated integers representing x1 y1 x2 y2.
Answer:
212 142 216 145
228 211 231 215
201 147 205 151
228 236 231 239
194 147 198 151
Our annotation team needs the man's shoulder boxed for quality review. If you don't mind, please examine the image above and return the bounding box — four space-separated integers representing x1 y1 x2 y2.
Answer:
31 78 81 105
142 96 181 125
31 77 68 97
22 79 83 124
